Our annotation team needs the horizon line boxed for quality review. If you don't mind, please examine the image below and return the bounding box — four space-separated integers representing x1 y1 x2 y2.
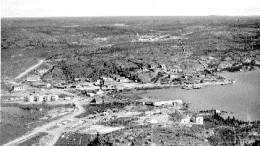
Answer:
2 15 260 19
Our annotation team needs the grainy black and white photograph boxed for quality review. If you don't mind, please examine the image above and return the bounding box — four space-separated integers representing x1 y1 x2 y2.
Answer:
1 0 260 145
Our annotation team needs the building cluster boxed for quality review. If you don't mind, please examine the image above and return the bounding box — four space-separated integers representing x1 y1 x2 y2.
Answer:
144 100 204 125
7 94 59 103
52 75 132 97
90 98 204 125
169 111 204 125
25 94 59 102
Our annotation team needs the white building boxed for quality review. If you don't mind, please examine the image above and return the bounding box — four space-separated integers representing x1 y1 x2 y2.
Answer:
76 84 99 90
172 68 183 73
44 95 52 102
46 83 52 88
95 79 101 85
181 115 191 124
96 89 104 95
64 97 71 100
154 100 182 107
37 96 44 102
51 95 59 101
195 116 204 125
26 96 34 102
119 78 130 83
170 74 180 79
215 110 221 114
26 74 41 82
12 85 25 91
89 93 95 97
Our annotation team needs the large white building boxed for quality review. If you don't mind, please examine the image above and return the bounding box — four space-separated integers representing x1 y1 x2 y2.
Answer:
36 96 44 102
12 85 25 91
154 100 182 107
26 74 41 82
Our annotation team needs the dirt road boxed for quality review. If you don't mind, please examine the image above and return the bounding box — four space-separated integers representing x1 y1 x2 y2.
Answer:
14 59 45 81
46 98 85 146
3 98 86 146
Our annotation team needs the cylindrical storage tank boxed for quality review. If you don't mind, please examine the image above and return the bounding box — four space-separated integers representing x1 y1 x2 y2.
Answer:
52 95 59 101
47 95 52 102
37 96 44 102
27 96 34 102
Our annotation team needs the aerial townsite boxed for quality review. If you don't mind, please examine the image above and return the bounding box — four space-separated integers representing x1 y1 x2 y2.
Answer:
1 1 260 146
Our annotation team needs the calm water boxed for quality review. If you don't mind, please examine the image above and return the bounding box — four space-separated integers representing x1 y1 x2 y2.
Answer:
138 70 260 121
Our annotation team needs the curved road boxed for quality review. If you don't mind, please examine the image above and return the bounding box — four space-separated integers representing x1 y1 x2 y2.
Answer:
3 98 85 146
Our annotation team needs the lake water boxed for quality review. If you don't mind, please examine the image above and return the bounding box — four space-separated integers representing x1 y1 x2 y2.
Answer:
137 70 260 121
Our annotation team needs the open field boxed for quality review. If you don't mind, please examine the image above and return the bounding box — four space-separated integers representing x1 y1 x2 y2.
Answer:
0 103 75 145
